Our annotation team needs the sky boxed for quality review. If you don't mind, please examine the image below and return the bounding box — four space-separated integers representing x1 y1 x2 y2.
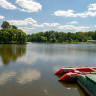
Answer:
0 0 96 34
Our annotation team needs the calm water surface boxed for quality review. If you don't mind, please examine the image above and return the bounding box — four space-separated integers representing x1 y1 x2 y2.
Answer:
0 43 96 96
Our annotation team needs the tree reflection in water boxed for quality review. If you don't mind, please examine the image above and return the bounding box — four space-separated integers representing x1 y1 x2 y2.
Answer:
0 44 26 65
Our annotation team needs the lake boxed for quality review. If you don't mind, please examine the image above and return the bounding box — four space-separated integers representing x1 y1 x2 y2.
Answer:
0 42 96 96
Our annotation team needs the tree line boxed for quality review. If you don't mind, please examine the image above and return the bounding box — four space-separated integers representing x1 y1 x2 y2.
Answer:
26 30 96 43
0 21 26 44
1 21 96 44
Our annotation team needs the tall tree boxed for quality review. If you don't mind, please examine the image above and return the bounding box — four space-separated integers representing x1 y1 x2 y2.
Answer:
0 21 26 44
11 25 17 30
1 21 10 29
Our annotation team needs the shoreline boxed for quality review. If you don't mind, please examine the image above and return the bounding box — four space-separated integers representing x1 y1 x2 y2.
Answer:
0 42 96 44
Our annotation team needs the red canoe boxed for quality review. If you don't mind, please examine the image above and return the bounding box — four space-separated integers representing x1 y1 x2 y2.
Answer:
55 67 96 82
55 67 96 75
59 71 96 82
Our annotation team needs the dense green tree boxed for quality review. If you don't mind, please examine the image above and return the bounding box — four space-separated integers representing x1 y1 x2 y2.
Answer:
44 31 49 41
41 36 47 42
49 33 56 43
0 21 26 44
11 25 17 29
88 37 93 40
26 30 96 43
1 21 11 29
58 37 63 43
92 31 96 40
78 37 82 42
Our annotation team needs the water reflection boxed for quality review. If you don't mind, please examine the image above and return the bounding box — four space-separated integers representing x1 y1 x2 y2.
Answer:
0 61 3 67
17 55 37 65
17 69 41 84
0 44 26 65
56 75 89 96
26 43 96 67
0 71 16 85
28 43 96 56
0 69 41 86
59 81 89 96
0 43 96 96
43 89 49 96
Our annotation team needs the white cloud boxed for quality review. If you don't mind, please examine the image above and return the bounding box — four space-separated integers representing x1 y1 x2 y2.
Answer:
43 23 59 26
0 0 42 12
8 18 37 26
54 3 96 18
17 69 41 84
0 15 4 19
7 18 60 33
25 18 37 24
54 10 77 17
54 10 96 17
8 20 27 26
16 0 42 12
0 0 17 9
88 3 96 11
75 26 90 31
58 25 89 31
32 24 44 27
42 29 48 32
68 21 78 24
86 11 96 17
32 22 59 27
18 27 35 32
8 18 36 32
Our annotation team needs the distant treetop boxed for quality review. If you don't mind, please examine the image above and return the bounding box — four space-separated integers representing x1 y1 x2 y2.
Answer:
1 21 10 29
